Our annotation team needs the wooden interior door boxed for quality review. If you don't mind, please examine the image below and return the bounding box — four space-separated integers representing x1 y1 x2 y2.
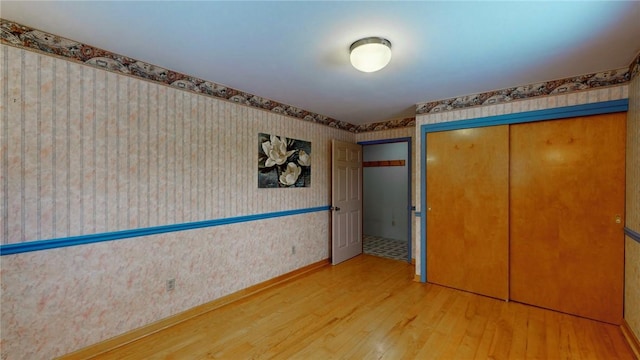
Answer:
426 125 509 300
331 140 363 265
509 113 626 324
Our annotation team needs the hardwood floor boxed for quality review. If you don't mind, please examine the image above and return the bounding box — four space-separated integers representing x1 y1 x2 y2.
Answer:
91 255 633 359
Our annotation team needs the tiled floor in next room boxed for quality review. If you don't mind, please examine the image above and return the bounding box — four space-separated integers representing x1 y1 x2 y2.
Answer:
363 234 408 262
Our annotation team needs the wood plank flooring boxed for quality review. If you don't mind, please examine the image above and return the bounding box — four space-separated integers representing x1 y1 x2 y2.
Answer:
91 255 634 359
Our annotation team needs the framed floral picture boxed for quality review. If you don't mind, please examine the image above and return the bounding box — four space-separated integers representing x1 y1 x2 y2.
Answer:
258 133 311 188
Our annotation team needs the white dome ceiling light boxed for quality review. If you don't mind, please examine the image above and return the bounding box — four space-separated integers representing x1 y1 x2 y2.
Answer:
349 37 392 73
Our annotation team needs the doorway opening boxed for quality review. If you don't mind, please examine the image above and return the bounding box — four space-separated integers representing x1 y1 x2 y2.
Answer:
359 138 412 263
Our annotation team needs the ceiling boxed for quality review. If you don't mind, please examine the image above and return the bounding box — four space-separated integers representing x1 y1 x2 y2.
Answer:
2 1 640 126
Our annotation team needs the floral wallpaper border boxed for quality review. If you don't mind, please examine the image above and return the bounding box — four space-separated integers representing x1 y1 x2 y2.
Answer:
0 19 357 133
415 61 637 116
631 52 640 80
354 117 416 133
359 51 639 132
1 18 638 134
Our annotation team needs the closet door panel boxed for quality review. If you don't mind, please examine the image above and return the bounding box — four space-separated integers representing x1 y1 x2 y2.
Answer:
426 125 509 300
509 113 625 325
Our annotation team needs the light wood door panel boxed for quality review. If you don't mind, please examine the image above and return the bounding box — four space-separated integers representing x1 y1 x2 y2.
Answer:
332 140 362 265
426 125 509 300
509 113 626 325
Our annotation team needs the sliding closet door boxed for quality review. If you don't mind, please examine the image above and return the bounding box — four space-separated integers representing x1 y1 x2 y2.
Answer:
510 113 626 324
426 125 509 300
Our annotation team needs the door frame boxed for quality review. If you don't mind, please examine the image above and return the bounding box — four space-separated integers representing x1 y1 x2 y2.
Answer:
419 99 629 282
358 137 413 263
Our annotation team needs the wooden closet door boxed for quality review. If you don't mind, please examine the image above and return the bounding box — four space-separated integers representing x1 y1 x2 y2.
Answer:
426 125 509 300
510 113 626 325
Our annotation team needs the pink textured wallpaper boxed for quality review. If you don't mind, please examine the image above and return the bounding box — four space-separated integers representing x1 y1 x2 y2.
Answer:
0 44 351 359
1 213 329 359
625 68 640 339
0 44 352 244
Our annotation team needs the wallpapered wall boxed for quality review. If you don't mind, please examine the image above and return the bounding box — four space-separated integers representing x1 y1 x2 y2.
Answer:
0 44 353 359
625 70 640 339
1 44 353 243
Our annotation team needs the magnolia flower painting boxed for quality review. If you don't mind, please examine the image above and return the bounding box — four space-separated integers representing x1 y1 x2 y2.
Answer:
258 133 311 188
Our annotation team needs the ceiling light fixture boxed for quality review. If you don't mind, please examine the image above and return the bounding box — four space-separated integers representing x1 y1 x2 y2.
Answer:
349 37 392 73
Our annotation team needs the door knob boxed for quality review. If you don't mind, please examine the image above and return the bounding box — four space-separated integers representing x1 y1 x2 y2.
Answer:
331 206 341 211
